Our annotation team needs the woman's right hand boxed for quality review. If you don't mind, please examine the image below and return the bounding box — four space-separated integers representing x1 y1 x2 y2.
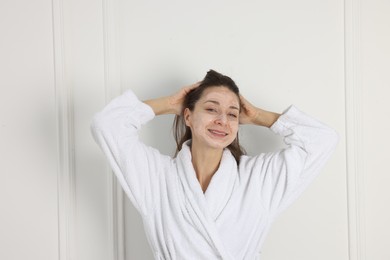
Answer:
168 82 200 115
143 82 200 116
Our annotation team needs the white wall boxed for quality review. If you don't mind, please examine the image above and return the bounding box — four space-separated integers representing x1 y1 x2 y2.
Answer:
0 0 389 259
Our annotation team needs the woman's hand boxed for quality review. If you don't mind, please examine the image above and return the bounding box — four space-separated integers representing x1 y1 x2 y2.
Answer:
144 82 200 116
168 82 200 115
239 95 260 125
239 94 281 128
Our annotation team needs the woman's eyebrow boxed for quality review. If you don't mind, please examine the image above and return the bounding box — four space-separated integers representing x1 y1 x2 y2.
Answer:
204 100 239 110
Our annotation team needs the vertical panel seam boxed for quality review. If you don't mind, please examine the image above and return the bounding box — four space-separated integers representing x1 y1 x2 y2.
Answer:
102 0 125 259
52 0 76 259
344 0 366 259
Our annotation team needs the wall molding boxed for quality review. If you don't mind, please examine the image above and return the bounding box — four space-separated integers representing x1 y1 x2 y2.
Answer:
344 0 366 259
52 0 76 259
102 0 125 259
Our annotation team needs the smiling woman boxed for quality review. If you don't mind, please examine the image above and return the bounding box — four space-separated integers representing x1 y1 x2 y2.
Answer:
90 69 339 259
183 87 240 162
174 71 244 162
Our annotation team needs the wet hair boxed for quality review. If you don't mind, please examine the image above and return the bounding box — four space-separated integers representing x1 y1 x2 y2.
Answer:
173 69 246 163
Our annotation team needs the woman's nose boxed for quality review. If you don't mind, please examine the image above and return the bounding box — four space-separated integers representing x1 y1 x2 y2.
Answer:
215 113 227 125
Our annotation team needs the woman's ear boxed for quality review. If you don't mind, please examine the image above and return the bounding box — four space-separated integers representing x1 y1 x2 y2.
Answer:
183 108 191 127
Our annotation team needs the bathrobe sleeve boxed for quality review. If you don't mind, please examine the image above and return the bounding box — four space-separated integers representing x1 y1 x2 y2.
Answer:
90 89 170 216
241 105 339 217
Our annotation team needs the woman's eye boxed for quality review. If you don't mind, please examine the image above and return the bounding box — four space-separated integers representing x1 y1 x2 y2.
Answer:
229 113 238 118
206 108 216 112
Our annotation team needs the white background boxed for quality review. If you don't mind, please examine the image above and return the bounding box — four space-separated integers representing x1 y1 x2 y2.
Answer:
0 0 389 259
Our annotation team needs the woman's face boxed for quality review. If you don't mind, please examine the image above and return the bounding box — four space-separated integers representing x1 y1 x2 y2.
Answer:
184 86 240 151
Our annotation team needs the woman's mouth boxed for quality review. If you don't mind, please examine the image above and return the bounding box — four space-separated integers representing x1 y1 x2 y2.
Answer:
208 129 228 137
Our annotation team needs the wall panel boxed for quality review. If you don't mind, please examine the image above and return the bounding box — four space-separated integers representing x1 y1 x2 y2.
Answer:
360 0 390 259
0 0 59 259
61 0 110 259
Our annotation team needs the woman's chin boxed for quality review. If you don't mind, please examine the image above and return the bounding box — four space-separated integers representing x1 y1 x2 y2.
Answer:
205 137 234 150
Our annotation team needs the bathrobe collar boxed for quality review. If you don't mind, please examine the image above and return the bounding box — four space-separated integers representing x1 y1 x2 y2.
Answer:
176 140 238 220
176 140 238 259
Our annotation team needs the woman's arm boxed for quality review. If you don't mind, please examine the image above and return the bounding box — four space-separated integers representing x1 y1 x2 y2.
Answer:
238 95 339 217
90 83 199 216
143 82 200 115
90 90 171 216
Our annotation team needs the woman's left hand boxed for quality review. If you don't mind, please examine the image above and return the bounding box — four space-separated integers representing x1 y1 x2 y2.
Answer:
239 95 281 127
239 95 259 125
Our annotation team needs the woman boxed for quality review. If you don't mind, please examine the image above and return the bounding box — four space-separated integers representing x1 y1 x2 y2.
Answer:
90 70 338 259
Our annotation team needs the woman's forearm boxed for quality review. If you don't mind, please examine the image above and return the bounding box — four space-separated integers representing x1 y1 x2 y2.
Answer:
252 108 281 128
143 83 200 116
239 95 281 128
143 97 175 116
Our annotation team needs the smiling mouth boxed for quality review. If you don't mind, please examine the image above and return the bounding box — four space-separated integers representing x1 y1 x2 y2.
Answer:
208 129 228 137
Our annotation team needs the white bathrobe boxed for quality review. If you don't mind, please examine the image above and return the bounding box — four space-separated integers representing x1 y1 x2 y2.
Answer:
90 89 338 260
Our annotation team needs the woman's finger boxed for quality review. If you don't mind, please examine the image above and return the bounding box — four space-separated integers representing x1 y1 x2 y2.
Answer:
184 81 201 93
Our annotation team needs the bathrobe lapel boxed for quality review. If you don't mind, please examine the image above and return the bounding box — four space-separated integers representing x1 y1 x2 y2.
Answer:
204 149 238 220
176 142 238 259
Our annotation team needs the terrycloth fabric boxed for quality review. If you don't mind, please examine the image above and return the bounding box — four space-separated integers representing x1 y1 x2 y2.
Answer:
90 89 339 260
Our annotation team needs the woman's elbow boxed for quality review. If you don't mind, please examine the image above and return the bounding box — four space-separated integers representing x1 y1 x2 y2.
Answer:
90 112 107 136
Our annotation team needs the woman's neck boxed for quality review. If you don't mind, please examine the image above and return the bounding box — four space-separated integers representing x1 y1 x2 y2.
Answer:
190 143 223 193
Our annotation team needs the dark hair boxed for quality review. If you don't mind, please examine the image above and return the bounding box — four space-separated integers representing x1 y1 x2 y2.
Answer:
173 69 246 163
